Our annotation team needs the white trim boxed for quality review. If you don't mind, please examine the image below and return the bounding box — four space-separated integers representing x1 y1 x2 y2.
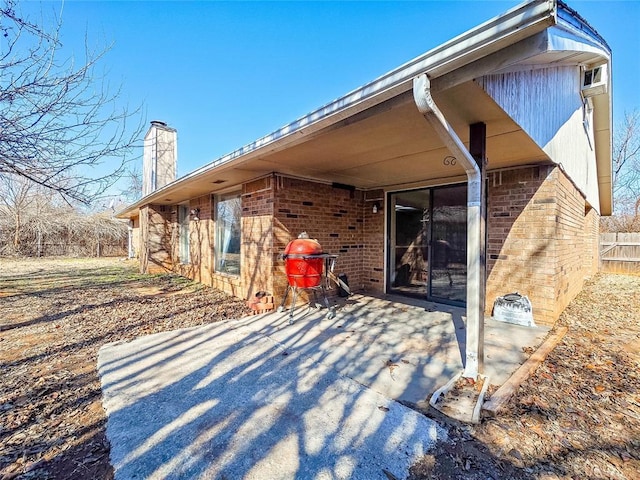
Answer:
178 203 190 265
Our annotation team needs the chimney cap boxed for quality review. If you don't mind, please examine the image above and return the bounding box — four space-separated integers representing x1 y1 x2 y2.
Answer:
150 120 168 127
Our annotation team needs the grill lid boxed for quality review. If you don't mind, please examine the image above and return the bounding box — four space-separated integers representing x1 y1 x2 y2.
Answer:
284 238 322 257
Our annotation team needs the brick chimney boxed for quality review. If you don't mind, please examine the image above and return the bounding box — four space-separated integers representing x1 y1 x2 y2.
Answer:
143 121 177 196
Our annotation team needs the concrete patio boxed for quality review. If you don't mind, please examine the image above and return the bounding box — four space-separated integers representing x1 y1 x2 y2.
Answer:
98 294 549 479
261 294 549 406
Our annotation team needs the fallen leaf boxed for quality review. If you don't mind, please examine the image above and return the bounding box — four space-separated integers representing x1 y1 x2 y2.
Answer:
529 424 545 437
382 469 400 480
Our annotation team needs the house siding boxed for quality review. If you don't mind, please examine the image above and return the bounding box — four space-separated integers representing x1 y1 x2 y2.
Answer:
363 190 386 293
173 195 213 285
130 216 140 259
141 204 174 274
584 206 600 275
554 167 590 321
137 165 600 327
142 124 177 196
242 177 275 300
175 193 244 297
478 66 601 213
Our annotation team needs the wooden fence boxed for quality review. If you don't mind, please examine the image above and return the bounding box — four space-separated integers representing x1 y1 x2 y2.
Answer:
600 232 640 274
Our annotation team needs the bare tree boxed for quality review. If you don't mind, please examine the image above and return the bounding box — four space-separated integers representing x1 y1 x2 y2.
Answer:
612 109 640 214
600 213 640 233
0 174 70 255
0 175 36 250
121 165 143 202
0 174 128 256
0 0 144 204
599 109 640 232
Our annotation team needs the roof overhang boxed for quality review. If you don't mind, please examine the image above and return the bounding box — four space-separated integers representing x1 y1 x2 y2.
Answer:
117 0 612 218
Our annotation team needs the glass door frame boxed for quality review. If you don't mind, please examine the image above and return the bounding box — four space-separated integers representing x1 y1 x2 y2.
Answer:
386 183 467 307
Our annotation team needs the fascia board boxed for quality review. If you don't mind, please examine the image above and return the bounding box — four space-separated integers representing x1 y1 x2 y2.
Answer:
554 4 612 215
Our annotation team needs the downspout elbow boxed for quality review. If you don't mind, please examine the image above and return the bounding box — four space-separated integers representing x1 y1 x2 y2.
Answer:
412 73 440 117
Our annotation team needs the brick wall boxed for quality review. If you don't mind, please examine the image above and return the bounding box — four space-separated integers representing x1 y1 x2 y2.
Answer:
141 204 174 274
173 195 213 285
362 190 385 293
241 176 275 299
139 206 148 272
272 176 365 302
487 166 555 323
140 176 375 304
137 166 600 326
554 169 589 320
174 192 245 298
131 216 140 259
584 206 600 276
486 165 598 326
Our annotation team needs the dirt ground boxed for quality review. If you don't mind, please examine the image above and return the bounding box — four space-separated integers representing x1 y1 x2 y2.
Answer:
410 274 640 480
1 258 639 480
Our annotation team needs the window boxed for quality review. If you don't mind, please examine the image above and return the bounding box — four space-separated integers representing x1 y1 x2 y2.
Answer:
215 193 241 275
178 204 190 264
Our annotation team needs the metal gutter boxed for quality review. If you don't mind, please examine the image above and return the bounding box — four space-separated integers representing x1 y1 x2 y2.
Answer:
116 0 557 218
413 74 484 379
557 0 611 53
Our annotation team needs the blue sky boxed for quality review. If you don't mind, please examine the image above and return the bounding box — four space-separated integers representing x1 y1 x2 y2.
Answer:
21 0 640 180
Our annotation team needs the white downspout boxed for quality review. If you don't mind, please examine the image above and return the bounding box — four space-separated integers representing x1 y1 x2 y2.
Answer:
413 73 484 379
128 219 134 259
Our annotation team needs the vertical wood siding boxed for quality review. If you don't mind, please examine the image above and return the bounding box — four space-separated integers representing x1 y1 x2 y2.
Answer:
477 66 600 212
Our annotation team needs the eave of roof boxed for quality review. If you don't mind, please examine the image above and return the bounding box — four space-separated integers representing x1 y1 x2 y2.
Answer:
116 0 559 218
557 0 611 54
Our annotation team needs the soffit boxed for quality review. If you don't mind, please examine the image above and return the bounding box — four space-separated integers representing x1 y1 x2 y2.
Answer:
233 81 546 188
137 81 545 208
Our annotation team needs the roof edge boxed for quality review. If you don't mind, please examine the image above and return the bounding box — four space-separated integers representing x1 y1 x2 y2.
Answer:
557 1 611 54
117 0 559 218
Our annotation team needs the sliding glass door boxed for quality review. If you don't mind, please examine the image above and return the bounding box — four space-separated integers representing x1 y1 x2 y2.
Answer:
388 185 467 305
430 185 467 303
388 189 430 297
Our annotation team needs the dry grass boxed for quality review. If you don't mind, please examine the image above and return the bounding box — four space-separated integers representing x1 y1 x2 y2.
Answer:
0 258 251 480
2 259 638 479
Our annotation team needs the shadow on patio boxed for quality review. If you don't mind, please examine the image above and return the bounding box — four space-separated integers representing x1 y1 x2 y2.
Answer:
98 293 548 479
246 294 548 406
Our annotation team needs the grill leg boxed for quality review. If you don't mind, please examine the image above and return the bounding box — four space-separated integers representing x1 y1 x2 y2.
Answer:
311 289 321 310
320 284 336 320
288 286 299 325
277 285 291 313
